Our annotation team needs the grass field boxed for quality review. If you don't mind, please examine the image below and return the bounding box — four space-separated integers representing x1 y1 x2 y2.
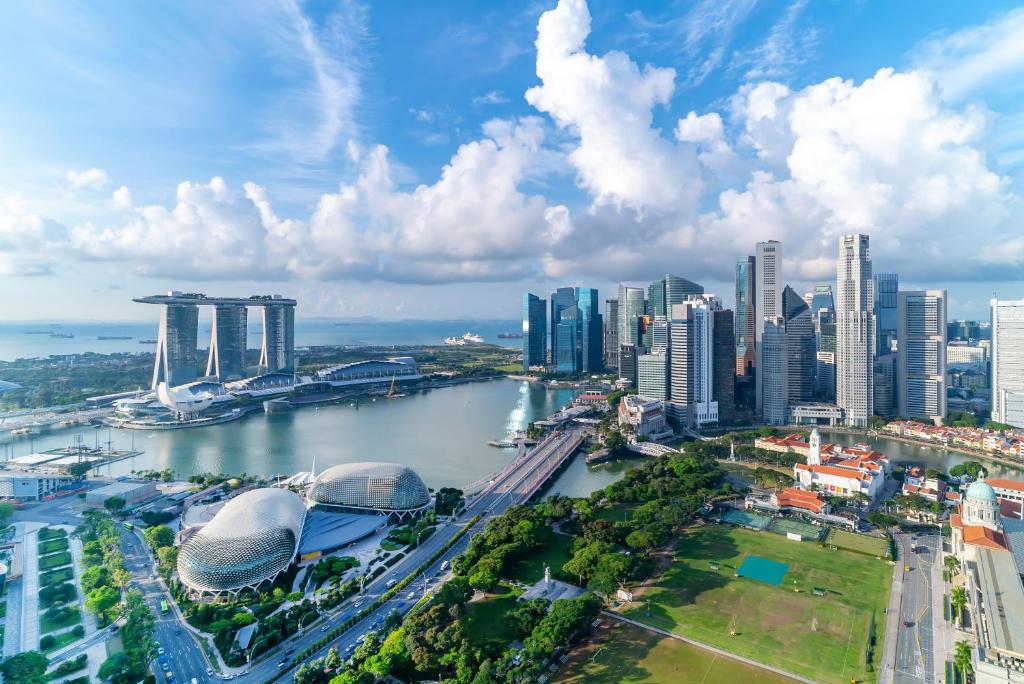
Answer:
594 503 635 523
464 584 523 648
38 537 70 555
557 619 797 683
506 533 574 583
621 524 892 683
825 529 889 558
41 629 80 652
38 527 67 541
41 607 82 634
39 552 72 570
40 567 74 587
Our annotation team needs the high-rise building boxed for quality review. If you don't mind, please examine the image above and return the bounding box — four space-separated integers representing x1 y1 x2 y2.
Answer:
550 287 578 369
760 286 815 424
836 235 875 427
735 256 756 377
603 299 619 372
555 305 582 373
259 300 296 374
713 309 736 425
206 304 247 381
522 293 547 371
647 275 704 318
755 240 782 414
990 298 1024 428
810 285 834 320
619 344 638 388
151 302 199 388
650 316 669 354
816 310 837 401
897 290 947 422
669 297 723 428
577 287 603 373
637 353 669 400
874 273 899 356
874 353 897 419
617 284 646 374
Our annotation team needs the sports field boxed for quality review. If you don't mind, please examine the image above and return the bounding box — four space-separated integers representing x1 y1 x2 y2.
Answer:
621 524 892 683
825 529 889 557
557 619 797 683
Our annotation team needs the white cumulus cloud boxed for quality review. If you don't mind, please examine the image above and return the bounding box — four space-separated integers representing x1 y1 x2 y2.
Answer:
66 168 110 190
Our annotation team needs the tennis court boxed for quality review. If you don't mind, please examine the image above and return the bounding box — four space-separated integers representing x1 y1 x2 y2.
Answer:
719 508 771 530
768 517 825 540
736 555 789 586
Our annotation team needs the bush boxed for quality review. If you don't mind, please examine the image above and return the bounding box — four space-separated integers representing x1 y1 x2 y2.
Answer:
40 634 56 649
38 527 67 541
40 567 74 587
49 653 88 678
39 552 72 570
40 582 77 608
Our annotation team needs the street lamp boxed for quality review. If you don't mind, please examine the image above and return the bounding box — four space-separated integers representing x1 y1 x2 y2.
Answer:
246 635 272 672
298 606 319 631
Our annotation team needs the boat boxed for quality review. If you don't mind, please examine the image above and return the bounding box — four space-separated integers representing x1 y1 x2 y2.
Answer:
497 333 523 339
139 340 157 344
98 335 133 340
444 332 484 345
49 332 74 339
10 427 32 436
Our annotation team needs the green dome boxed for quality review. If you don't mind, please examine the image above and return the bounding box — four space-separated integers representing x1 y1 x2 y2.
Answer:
966 479 997 504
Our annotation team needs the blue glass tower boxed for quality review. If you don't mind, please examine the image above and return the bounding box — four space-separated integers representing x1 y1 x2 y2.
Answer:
555 305 583 373
550 286 578 369
522 293 547 371
577 287 603 373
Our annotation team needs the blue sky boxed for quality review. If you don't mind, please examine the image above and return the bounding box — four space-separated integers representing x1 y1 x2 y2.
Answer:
1 0 1023 321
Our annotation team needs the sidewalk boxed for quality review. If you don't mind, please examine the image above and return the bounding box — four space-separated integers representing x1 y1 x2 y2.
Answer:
21 525 41 652
69 535 100 636
878 532 905 684
2 523 25 657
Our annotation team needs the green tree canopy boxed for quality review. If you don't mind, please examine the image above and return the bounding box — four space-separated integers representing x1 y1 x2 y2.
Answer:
143 524 175 549
0 651 49 684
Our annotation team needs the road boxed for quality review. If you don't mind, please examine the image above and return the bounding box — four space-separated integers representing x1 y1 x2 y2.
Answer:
133 428 585 684
893 532 940 684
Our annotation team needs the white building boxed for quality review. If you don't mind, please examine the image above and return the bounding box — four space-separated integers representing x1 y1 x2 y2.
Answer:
991 298 1024 428
755 240 782 414
897 290 947 423
836 234 875 427
0 470 76 501
637 353 669 401
792 428 887 500
618 395 669 438
947 341 988 367
669 297 720 428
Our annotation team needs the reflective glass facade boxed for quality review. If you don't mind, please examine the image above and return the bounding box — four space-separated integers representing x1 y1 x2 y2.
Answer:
206 304 247 380
734 257 756 376
522 293 547 370
152 304 199 388
310 462 431 513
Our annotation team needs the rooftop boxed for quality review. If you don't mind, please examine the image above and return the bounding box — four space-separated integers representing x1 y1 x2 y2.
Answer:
134 293 296 306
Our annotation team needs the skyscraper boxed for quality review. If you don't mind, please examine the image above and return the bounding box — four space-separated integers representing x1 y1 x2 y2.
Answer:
755 240 782 414
809 285 834 320
617 284 646 374
816 309 837 401
760 287 815 424
836 235 875 427
619 344 638 387
522 293 547 371
206 303 247 381
646 275 702 319
712 308 736 425
555 305 582 373
669 297 723 428
151 302 199 388
874 273 899 356
897 290 947 422
734 256 756 376
603 299 619 372
990 298 1024 428
259 300 296 374
637 353 669 400
550 287 577 368
577 287 603 373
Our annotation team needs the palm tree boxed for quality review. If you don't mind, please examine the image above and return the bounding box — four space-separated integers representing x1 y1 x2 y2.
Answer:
950 586 967 628
954 640 973 683
945 555 961 575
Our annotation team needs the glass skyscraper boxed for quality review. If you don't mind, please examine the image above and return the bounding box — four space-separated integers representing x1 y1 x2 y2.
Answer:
555 305 583 373
897 290 946 421
522 293 547 371
603 299 619 372
577 287 603 373
734 257 756 376
874 273 898 356
549 286 578 369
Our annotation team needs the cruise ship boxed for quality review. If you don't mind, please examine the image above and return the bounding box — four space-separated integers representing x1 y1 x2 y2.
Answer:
444 332 484 345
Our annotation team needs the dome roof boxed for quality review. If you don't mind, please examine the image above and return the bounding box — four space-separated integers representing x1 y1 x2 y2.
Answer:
965 478 997 504
310 462 430 512
177 488 306 594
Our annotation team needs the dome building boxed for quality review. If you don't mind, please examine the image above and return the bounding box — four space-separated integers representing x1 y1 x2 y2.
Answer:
177 488 306 597
309 462 431 520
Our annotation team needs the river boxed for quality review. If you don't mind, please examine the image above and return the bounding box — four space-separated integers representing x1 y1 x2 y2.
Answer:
826 431 1024 478
1 379 642 495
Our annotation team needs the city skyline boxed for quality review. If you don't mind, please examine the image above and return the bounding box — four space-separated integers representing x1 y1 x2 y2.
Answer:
2 1 1023 321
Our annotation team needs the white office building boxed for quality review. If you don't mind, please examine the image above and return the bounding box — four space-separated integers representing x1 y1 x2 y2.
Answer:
991 298 1024 428
836 235 875 427
755 240 782 415
897 290 947 423
669 297 720 428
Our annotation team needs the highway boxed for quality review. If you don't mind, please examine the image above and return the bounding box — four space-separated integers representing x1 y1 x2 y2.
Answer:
135 428 585 683
893 532 940 684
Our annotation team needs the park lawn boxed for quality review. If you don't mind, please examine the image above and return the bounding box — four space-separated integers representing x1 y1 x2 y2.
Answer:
38 527 67 541
826 529 889 558
40 567 74 587
464 584 523 648
594 503 636 523
505 533 574 584
557 619 797 684
621 524 892 684
41 607 82 634
38 537 70 555
41 629 80 652
39 552 72 570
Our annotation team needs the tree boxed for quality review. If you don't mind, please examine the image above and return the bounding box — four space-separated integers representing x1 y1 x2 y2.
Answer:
945 555 961 575
143 524 175 549
954 640 973 682
66 461 92 478
86 585 121 617
468 567 498 592
0 501 15 525
157 546 178 576
104 496 126 514
98 653 133 683
625 528 659 552
0 651 49 684
950 586 967 628
435 576 474 606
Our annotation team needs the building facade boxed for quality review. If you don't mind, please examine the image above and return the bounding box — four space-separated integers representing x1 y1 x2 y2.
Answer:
152 302 200 387
991 298 1024 428
550 287 578 369
836 235 875 427
555 304 583 373
735 256 756 377
669 297 723 428
874 272 899 356
897 290 947 423
259 300 296 374
637 353 669 401
577 287 603 373
206 303 248 381
760 287 815 425
603 299 619 372
755 240 782 414
522 293 547 371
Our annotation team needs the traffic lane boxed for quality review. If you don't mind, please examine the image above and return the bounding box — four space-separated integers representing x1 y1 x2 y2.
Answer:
894 535 927 683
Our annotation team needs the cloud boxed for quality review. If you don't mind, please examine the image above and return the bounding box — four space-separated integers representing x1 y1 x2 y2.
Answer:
730 0 819 80
473 90 510 106
66 167 109 190
111 185 132 209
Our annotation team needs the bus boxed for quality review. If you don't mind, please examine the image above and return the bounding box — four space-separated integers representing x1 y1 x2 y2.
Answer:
123 522 134 531
159 600 169 614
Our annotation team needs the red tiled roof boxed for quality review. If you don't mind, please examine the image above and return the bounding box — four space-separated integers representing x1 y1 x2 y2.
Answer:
776 487 826 513
795 463 866 480
963 525 1010 551
998 498 1023 520
988 478 1024 493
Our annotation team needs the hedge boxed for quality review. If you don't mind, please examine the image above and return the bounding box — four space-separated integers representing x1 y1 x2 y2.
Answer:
40 568 74 587
39 552 72 570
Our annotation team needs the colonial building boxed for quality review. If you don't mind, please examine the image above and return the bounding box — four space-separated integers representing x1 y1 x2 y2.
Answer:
792 428 888 500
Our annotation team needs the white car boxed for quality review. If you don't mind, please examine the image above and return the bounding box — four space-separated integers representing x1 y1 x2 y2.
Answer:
407 592 416 600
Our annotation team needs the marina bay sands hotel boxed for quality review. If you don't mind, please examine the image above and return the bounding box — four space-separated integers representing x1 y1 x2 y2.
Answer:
134 292 296 388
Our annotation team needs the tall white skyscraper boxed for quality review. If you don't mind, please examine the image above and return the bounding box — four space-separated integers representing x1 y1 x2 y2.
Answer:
754 240 782 415
991 298 1024 428
897 290 947 423
836 234 874 427
669 296 721 428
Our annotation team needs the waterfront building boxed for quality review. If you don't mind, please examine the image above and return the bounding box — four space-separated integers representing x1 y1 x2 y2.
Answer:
948 477 1024 681
314 357 421 387
816 310 837 401
206 303 247 381
577 287 603 373
874 353 897 419
618 395 668 438
760 286 815 425
755 240 782 414
735 256 756 377
836 235 875 427
637 352 669 401
897 290 947 423
85 480 158 508
549 287 578 369
522 293 547 371
603 299 619 372
874 272 899 356
151 299 200 387
618 344 638 388
259 298 296 374
793 428 887 500
991 298 1024 428
309 462 431 520
0 470 75 501
669 297 724 428
555 304 583 373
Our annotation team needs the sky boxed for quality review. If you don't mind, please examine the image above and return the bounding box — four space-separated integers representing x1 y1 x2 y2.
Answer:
2 0 1023 322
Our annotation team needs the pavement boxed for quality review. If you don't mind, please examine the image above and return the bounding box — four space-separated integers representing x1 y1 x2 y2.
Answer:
21 524 41 653
2 524 25 657
892 531 942 684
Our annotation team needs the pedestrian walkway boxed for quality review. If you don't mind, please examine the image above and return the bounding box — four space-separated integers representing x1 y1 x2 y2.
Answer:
21 525 41 652
2 523 25 657
879 534 906 684
69 536 99 637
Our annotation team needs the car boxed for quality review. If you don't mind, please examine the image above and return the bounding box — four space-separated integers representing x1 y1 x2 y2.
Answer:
158 647 165 655
164 673 173 682
407 591 416 600
903 621 913 628
277 659 288 667
321 624 330 632
206 668 214 676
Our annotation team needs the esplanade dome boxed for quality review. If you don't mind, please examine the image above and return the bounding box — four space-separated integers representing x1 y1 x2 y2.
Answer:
309 462 430 514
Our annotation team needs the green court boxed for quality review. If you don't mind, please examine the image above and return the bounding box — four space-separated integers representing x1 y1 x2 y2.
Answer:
736 556 788 585
718 508 771 530
767 517 826 541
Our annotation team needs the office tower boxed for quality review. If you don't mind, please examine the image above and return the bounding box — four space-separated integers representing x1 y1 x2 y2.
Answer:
712 309 735 425
206 304 247 381
522 293 547 371
874 353 897 418
637 353 669 400
603 299 619 372
648 279 665 320
896 290 947 422
550 287 577 368
151 302 199 388
555 305 583 373
259 300 296 374
990 298 1024 428
639 314 653 350
874 273 899 355
619 344 638 387
816 310 837 400
836 235 875 427
617 284 646 373
650 316 669 353
647 275 703 318
735 257 756 376
577 287 603 373
810 285 835 320
669 297 722 428
755 240 782 414
760 287 815 424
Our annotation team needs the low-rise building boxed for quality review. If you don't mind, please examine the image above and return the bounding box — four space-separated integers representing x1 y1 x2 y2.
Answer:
0 470 76 502
771 487 829 514
792 428 888 500
618 395 669 439
85 480 159 508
